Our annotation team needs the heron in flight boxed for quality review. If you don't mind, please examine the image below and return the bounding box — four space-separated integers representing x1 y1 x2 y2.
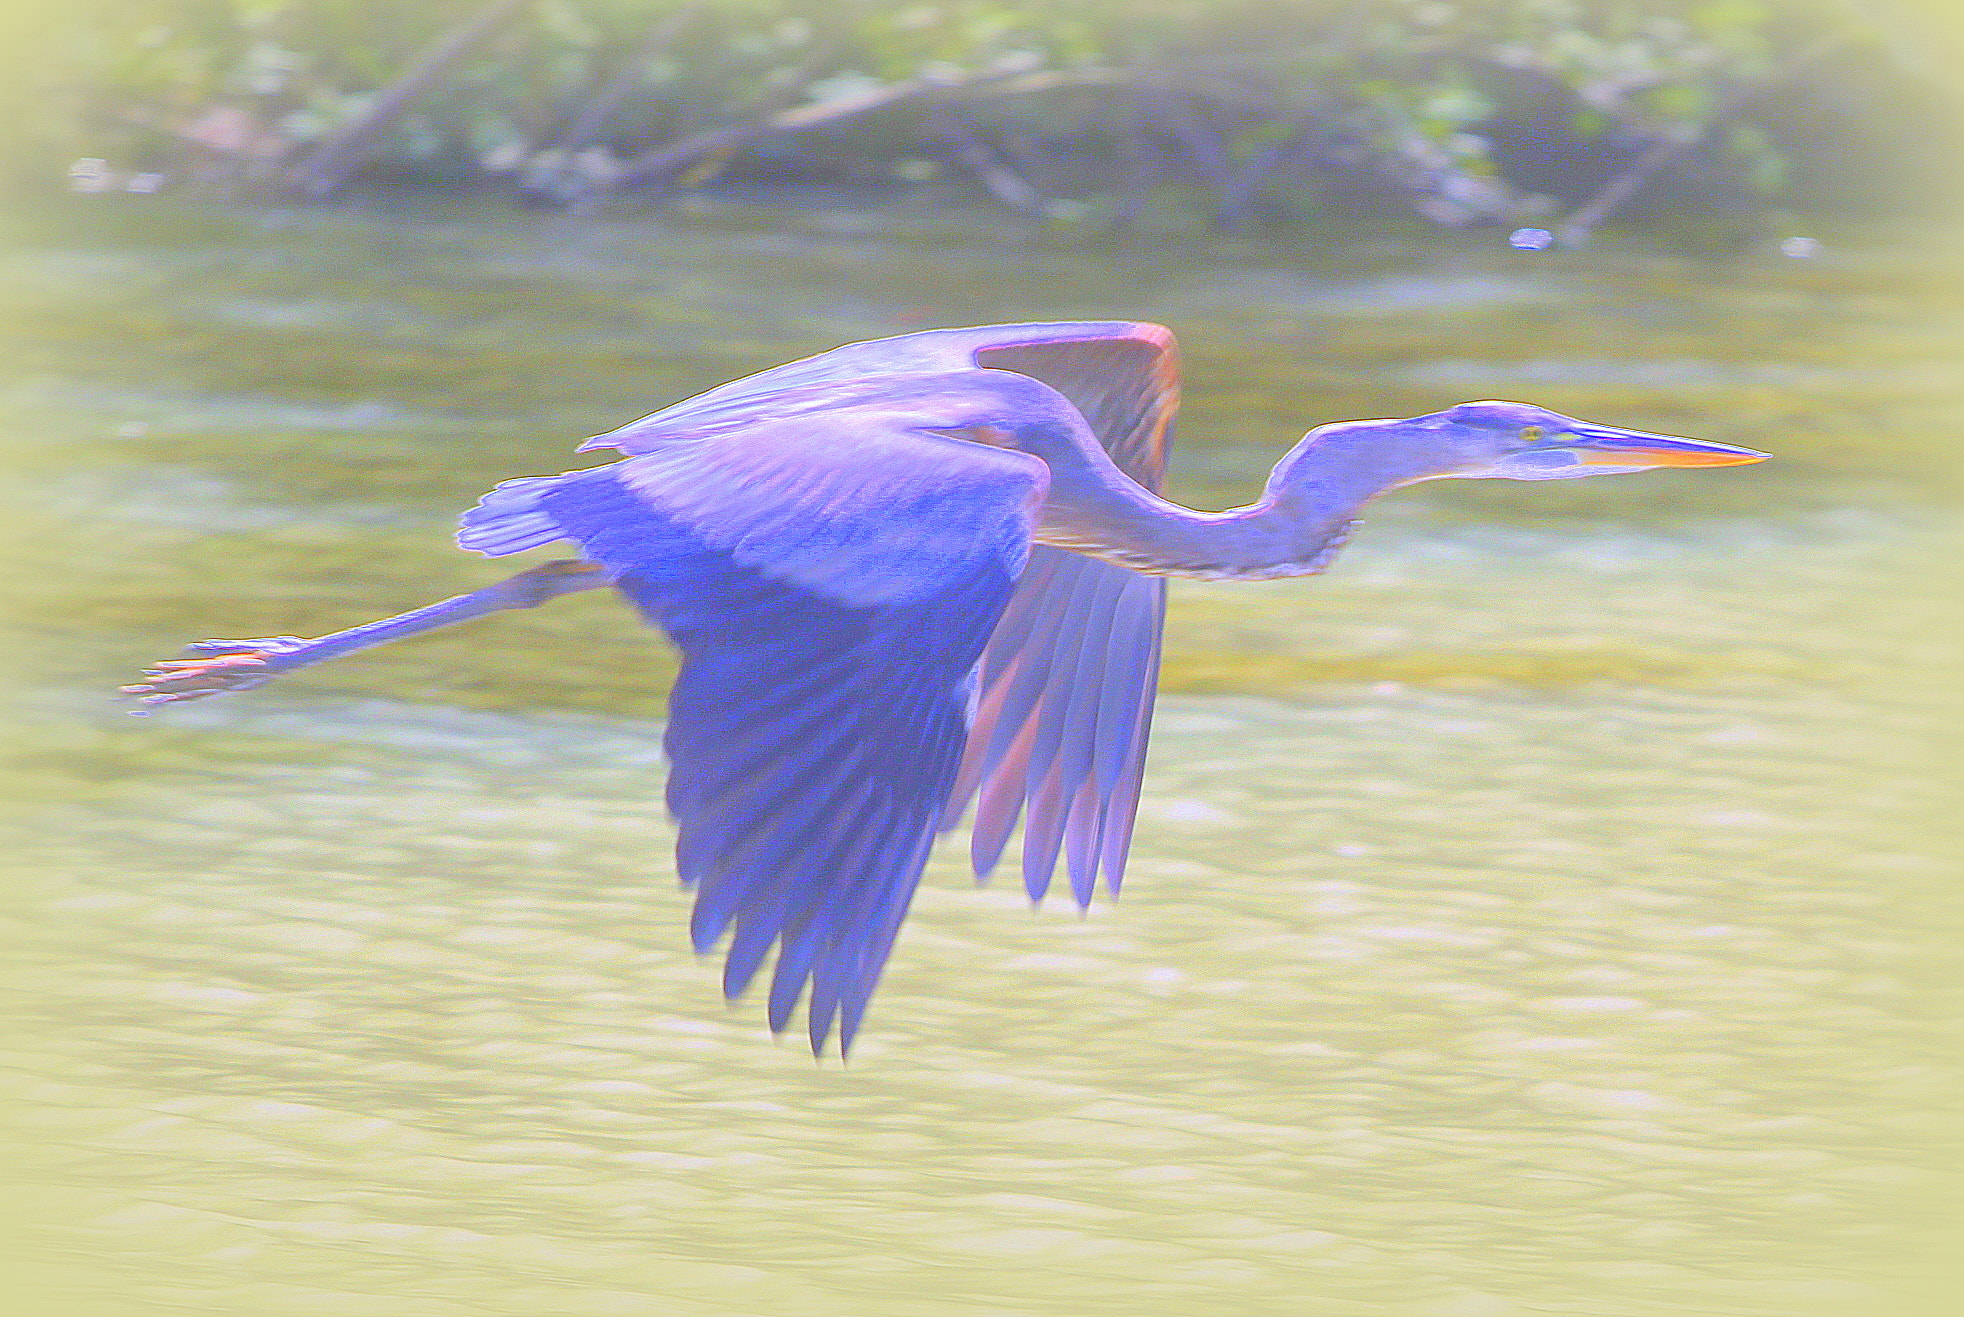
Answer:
125 322 1766 1054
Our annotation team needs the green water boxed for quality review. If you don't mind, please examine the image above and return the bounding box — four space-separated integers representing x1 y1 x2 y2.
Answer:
3 197 1959 1316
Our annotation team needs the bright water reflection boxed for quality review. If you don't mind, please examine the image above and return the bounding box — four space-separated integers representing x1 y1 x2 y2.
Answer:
3 199 1959 1316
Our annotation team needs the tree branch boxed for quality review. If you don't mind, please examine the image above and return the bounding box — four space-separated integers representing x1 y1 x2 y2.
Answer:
602 66 1117 197
284 0 528 199
930 106 1043 213
1555 34 1846 245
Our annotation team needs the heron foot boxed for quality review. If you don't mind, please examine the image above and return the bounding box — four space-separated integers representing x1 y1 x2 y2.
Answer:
121 637 312 712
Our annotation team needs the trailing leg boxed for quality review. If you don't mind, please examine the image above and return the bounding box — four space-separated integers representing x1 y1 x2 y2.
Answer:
123 559 608 710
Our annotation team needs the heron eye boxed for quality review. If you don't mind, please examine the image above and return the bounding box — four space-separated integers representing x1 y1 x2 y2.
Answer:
1519 425 1545 442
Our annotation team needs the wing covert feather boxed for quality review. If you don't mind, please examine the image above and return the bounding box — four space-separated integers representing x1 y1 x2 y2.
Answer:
586 321 1176 481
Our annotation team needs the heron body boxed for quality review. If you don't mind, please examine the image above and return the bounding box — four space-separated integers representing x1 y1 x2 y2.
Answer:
128 321 1766 1054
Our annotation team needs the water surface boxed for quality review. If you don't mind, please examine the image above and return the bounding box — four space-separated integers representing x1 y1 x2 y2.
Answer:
3 198 1959 1316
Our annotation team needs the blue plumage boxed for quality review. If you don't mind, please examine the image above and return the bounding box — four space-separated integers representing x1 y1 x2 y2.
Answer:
525 465 1014 1053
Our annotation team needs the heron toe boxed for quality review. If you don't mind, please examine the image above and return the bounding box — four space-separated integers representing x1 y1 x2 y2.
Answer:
122 649 284 709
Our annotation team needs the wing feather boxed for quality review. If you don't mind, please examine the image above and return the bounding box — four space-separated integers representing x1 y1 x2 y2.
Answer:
965 553 1104 881
467 405 1043 1054
1016 560 1128 901
1021 573 1131 902
954 551 1168 901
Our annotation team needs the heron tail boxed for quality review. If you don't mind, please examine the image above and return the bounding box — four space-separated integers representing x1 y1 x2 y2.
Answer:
457 475 577 556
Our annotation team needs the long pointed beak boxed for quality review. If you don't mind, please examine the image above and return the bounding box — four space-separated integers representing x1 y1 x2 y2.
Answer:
1567 425 1770 468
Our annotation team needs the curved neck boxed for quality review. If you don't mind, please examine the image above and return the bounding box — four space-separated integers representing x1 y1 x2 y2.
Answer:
1022 424 1441 580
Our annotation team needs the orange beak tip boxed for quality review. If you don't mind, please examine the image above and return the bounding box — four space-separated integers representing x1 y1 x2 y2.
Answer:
1580 446 1770 469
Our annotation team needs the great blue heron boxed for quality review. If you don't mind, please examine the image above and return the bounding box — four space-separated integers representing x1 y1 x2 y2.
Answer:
124 322 1766 1053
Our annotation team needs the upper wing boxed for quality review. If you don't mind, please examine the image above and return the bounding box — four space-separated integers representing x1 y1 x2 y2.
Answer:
967 328 1177 490
462 402 1047 1054
945 336 1178 906
584 320 1177 488
582 322 1181 910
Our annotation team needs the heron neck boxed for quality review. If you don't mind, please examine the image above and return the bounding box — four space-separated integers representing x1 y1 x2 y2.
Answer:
1029 428 1439 580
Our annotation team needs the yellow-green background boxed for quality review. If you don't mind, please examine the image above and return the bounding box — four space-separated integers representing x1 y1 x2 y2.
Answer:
4 5 1962 1315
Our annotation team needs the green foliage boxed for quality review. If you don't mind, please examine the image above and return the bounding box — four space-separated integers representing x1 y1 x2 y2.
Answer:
7 0 1941 222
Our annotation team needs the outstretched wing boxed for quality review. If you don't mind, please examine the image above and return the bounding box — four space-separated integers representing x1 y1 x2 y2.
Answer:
463 402 1047 1054
584 320 1176 485
950 332 1176 905
584 322 1181 907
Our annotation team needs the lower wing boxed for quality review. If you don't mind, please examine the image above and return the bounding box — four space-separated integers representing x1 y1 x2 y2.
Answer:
460 402 1045 1054
944 548 1165 904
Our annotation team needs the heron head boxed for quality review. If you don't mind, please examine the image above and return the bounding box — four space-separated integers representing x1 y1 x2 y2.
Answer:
1412 400 1770 480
